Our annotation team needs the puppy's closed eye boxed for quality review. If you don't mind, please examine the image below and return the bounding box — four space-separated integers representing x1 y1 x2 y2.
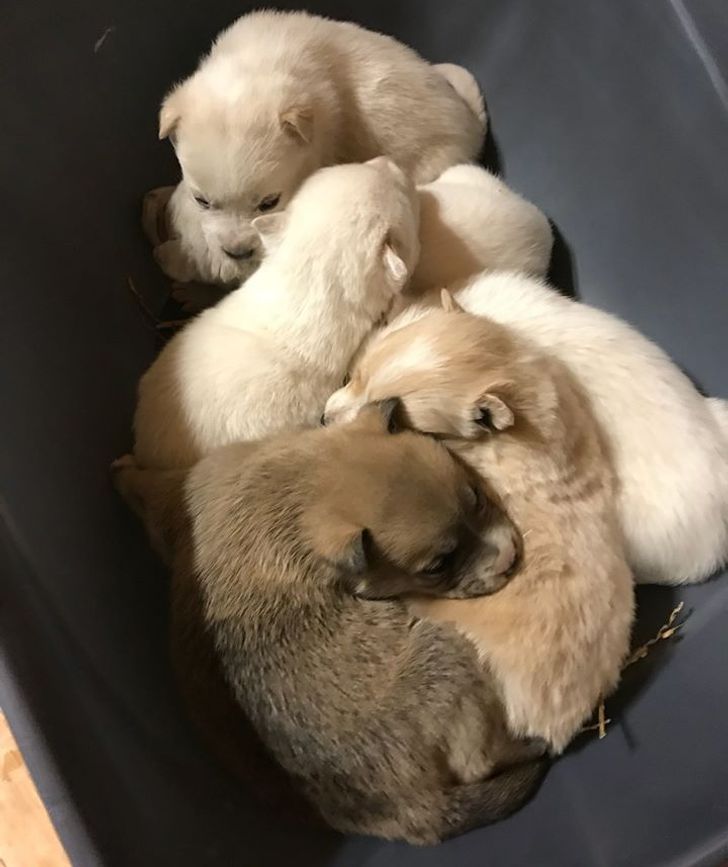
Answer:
257 193 281 212
419 548 458 577
465 483 480 510
194 195 211 209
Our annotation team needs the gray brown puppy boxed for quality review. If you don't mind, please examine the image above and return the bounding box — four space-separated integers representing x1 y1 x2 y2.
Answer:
112 402 546 844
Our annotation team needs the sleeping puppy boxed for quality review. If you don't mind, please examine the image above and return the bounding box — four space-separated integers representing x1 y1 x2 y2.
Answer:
134 158 419 469
145 163 553 312
325 296 635 753
146 9 485 286
410 163 552 295
112 403 546 845
382 271 728 585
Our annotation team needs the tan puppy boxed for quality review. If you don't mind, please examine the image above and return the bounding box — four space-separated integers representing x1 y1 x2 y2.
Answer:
112 404 545 844
325 296 635 752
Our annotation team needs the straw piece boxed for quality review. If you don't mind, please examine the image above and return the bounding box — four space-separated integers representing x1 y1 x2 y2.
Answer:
126 276 158 327
580 602 687 739
622 602 685 669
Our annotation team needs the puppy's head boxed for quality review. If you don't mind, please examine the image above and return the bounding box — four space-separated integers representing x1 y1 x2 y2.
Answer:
304 399 519 600
324 293 557 439
259 158 420 306
159 64 325 281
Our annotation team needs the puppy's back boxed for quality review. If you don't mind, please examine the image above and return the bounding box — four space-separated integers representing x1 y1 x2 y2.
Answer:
411 166 553 293
208 10 483 180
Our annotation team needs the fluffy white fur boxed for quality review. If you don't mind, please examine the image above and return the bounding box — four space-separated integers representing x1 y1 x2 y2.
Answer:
409 164 552 295
151 9 484 286
133 159 420 469
346 272 728 585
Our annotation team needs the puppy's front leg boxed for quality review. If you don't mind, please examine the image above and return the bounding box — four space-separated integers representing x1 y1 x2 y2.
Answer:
142 186 176 247
434 570 512 599
154 240 201 284
350 568 510 602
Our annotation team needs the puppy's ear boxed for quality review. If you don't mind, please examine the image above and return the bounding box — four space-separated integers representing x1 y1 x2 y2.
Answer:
382 235 409 289
365 155 390 170
473 392 515 432
280 105 313 144
159 86 184 141
252 212 287 252
315 524 369 575
441 289 465 313
452 386 515 439
335 528 369 575
365 156 405 179
352 398 404 435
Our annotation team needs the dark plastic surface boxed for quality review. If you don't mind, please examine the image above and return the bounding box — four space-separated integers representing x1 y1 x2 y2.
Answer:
1 2 727 865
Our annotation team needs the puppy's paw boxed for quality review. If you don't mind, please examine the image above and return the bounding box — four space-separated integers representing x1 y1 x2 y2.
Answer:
154 241 199 283
110 454 136 476
171 281 228 314
141 186 176 247
521 737 550 760
438 571 510 599
111 455 139 498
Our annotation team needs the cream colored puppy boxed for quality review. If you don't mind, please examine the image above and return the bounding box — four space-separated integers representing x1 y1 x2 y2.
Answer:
148 9 484 286
134 159 419 469
409 164 552 296
325 296 634 752
339 271 728 585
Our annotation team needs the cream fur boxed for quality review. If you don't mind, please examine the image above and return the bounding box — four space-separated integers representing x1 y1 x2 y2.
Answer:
133 159 420 469
325 305 634 751
363 271 728 585
409 164 553 295
152 9 484 286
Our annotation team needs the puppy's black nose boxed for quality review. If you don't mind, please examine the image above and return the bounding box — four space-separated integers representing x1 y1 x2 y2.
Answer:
222 246 255 261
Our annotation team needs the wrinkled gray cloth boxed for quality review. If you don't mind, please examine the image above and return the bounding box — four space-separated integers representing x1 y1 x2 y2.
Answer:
1 2 727 865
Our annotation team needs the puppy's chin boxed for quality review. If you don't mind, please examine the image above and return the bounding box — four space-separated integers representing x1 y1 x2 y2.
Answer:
211 252 260 286
195 237 262 284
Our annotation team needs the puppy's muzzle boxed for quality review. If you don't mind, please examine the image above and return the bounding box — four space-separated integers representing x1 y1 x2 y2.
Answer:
490 527 521 579
222 246 256 261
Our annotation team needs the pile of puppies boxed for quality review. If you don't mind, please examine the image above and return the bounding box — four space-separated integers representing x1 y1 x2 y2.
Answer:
114 10 728 845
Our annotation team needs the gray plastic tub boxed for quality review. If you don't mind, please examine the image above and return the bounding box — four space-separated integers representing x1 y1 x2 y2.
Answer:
1 2 727 865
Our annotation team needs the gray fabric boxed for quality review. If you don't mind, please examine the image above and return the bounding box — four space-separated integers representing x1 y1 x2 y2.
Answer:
1 1 727 865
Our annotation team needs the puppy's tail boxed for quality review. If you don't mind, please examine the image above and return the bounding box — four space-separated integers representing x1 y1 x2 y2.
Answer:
439 758 547 840
434 63 487 130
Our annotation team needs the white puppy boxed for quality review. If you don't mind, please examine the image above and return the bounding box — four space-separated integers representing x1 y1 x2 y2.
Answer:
327 271 728 585
133 158 419 469
410 164 552 295
148 9 485 286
